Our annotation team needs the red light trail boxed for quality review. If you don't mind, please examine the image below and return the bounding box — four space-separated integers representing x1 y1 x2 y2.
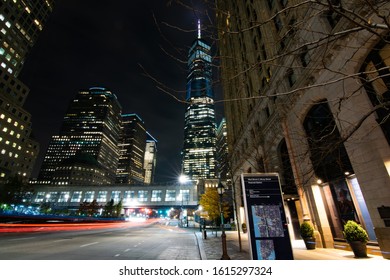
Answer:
0 218 158 233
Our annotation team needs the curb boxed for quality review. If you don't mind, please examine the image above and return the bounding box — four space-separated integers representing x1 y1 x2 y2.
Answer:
194 232 207 260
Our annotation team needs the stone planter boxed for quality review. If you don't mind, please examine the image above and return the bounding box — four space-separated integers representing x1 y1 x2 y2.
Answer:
303 237 316 250
349 241 367 258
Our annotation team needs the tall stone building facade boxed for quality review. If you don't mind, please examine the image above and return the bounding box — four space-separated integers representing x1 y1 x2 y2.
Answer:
216 0 390 258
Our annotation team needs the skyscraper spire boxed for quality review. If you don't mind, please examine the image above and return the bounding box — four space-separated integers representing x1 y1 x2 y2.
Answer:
197 19 201 39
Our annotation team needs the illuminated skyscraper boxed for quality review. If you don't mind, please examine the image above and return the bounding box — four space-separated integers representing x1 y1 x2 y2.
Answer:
216 118 229 182
116 113 147 185
181 20 217 180
0 1 55 182
38 87 122 185
144 132 157 185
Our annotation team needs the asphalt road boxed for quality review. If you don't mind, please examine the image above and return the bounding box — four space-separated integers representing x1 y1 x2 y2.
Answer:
0 220 201 260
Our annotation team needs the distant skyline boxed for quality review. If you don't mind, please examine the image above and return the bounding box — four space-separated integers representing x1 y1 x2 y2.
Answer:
19 1 224 183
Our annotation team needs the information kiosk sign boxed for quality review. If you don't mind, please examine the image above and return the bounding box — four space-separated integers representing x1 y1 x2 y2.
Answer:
241 173 294 260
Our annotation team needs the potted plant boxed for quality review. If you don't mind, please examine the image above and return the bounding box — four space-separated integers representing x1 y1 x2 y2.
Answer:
300 221 316 249
242 222 247 233
343 220 369 258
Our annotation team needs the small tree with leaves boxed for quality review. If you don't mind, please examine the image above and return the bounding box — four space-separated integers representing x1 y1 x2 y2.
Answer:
89 199 100 217
103 199 115 217
115 199 123 218
78 200 100 217
199 187 230 226
78 201 89 216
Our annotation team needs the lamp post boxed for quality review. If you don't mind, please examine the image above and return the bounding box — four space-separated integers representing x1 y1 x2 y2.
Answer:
178 174 188 227
217 182 230 260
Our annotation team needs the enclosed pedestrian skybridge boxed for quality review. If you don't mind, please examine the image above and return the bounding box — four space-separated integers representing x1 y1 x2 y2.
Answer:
29 182 199 217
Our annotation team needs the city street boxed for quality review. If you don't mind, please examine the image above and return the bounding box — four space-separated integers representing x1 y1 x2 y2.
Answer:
0 219 201 260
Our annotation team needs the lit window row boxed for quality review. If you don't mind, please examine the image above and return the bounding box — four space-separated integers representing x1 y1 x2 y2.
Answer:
14 22 31 42
1 126 22 138
0 137 22 149
33 189 191 203
0 148 19 158
1 114 25 129
0 14 11 28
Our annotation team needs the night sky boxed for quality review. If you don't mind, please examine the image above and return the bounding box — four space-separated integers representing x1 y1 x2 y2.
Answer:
18 1 224 183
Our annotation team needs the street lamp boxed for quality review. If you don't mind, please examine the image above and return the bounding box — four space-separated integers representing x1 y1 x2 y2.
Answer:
217 182 230 260
178 175 191 227
179 174 189 184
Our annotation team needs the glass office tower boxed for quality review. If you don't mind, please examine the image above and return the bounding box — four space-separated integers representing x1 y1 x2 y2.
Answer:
116 113 147 185
38 87 122 185
181 21 217 180
0 1 55 183
144 132 157 185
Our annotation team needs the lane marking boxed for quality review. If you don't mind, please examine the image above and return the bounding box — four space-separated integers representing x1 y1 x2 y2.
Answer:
7 237 36 241
124 249 131 252
80 242 99 248
114 254 120 257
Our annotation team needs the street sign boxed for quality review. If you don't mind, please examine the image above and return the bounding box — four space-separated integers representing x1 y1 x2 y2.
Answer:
241 173 294 260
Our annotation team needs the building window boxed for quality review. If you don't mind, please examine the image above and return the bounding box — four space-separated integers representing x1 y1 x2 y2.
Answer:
97 191 108 203
360 42 390 144
303 101 353 182
274 15 282 32
278 139 297 195
324 4 341 29
35 192 45 203
267 0 275 10
280 0 288 8
178 189 190 204
46 192 58 203
138 190 148 202
111 191 121 203
58 192 70 202
151 190 162 202
165 190 176 201
300 46 310 67
124 191 135 203
71 191 82 203
287 68 296 86
84 191 95 202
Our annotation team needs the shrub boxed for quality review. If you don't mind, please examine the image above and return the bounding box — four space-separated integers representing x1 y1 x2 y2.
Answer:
343 220 369 243
300 221 314 238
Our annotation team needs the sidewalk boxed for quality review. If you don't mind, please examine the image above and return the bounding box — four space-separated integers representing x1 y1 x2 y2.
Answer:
194 229 387 260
